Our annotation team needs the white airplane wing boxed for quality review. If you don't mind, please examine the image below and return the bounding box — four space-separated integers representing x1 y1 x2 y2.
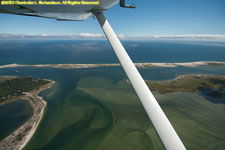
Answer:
0 0 119 20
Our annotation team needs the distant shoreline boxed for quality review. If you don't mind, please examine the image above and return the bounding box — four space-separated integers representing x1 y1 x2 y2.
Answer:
0 79 55 150
0 61 225 69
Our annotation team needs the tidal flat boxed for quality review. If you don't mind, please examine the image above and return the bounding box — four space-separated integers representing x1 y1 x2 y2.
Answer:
22 67 225 150
0 65 224 150
76 76 225 150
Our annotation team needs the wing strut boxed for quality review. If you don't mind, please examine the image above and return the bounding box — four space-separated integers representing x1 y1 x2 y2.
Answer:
94 12 186 150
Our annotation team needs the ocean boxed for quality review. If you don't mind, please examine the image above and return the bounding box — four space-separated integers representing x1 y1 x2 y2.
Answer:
0 40 225 65
0 40 225 150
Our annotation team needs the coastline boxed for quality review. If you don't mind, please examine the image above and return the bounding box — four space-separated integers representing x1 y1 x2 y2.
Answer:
146 74 225 95
0 61 224 69
0 80 55 150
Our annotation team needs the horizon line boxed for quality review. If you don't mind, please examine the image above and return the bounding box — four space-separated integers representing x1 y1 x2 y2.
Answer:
0 33 225 41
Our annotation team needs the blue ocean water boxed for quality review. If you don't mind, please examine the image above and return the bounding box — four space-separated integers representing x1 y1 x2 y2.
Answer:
0 40 225 65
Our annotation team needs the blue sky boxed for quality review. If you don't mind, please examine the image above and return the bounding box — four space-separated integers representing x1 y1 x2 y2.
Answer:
0 0 225 36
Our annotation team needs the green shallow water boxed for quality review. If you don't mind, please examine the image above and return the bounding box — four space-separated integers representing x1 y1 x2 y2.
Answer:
26 73 225 150
76 77 225 150
32 89 113 150
0 66 224 150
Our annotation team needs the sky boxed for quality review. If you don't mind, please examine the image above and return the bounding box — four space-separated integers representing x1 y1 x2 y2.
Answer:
0 0 225 37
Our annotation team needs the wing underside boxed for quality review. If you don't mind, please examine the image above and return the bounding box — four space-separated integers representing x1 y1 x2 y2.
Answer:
0 0 119 20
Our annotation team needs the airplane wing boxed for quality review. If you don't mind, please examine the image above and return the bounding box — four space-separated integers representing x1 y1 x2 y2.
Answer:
0 0 119 20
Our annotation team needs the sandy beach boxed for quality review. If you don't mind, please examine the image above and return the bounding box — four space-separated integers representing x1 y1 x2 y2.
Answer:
0 80 55 150
0 61 224 70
